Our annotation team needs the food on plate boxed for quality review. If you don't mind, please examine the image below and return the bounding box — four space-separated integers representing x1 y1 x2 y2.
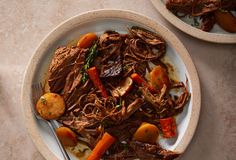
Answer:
37 26 191 159
36 93 65 120
131 73 156 93
160 117 177 138
166 0 236 32
214 10 236 33
150 65 170 90
87 66 109 98
56 126 78 147
77 32 98 49
133 122 159 144
111 77 133 97
87 132 116 160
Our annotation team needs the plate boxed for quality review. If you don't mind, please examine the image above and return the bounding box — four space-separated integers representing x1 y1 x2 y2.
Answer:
21 9 201 160
150 0 236 43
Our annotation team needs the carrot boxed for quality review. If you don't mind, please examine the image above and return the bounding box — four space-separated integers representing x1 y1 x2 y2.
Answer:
87 67 108 98
77 32 98 49
87 132 116 160
131 73 156 93
160 117 177 138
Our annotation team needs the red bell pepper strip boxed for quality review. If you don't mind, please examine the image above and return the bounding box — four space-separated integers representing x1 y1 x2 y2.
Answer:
160 117 177 138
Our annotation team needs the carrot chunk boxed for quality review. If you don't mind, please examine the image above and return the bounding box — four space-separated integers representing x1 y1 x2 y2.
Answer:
87 67 108 98
131 73 156 93
77 33 98 48
87 132 116 160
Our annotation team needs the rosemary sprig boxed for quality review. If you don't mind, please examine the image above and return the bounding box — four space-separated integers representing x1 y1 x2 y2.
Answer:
81 43 98 83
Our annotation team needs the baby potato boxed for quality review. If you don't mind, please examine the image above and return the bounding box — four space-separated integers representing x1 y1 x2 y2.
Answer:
150 65 170 90
133 122 159 144
36 93 65 120
56 126 78 147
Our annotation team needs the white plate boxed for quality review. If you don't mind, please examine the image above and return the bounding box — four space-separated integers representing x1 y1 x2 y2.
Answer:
150 0 236 43
21 9 201 160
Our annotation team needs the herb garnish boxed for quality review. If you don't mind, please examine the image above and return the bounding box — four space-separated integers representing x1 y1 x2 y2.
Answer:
192 17 200 27
81 43 98 83
115 98 123 109
40 96 47 105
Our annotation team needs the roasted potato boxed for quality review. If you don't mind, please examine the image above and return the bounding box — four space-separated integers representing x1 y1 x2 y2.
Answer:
214 10 236 33
150 65 170 90
56 126 78 147
36 93 65 120
133 122 159 144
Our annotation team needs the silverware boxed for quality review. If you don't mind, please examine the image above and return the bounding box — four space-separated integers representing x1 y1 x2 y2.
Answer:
32 83 71 160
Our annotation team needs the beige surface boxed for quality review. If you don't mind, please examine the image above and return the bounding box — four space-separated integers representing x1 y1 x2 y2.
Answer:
0 0 235 160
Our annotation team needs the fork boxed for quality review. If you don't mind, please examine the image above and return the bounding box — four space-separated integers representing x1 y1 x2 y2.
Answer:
32 83 71 160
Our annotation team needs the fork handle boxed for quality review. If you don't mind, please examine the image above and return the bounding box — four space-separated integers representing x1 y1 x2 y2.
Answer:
47 121 71 160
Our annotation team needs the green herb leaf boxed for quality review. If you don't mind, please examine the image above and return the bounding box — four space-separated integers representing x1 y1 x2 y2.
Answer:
192 17 200 27
81 43 98 83
40 96 47 105
115 98 123 109
115 104 121 109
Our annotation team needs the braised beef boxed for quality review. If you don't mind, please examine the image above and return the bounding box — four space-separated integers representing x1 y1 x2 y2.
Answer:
48 46 82 93
130 141 180 160
65 79 92 108
122 98 144 120
98 31 124 78
167 0 236 15
166 0 220 16
104 140 180 160
129 26 166 60
192 0 220 16
140 80 190 118
62 50 87 99
221 0 236 11
166 0 193 16
166 0 236 32
98 31 123 62
200 13 216 32
45 27 191 160
104 149 137 160
100 57 122 78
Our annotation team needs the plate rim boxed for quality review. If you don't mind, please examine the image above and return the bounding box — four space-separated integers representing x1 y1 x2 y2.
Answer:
21 9 201 160
150 0 236 44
